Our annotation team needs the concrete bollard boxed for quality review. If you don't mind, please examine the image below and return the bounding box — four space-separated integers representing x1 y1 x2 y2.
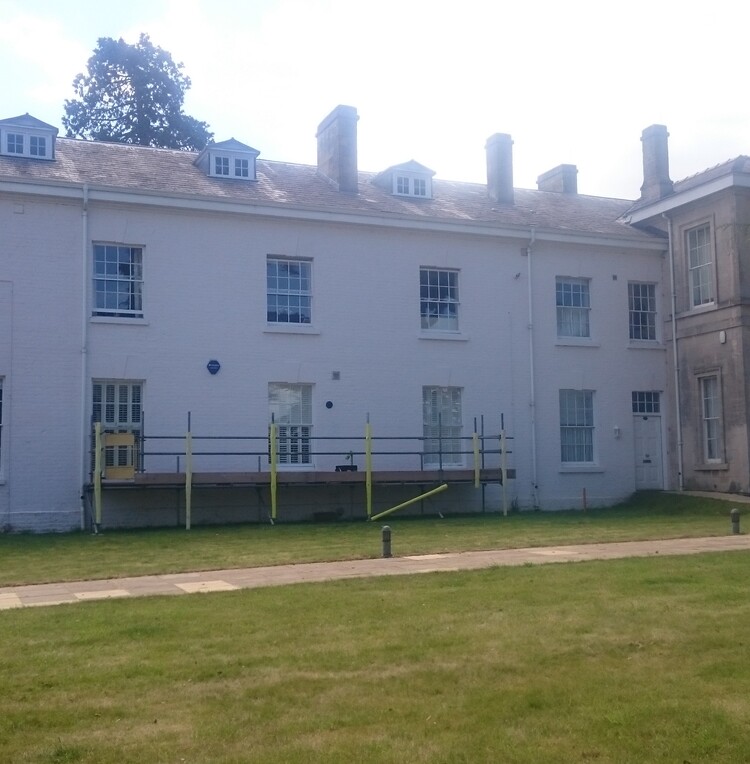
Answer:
381 525 392 558
731 508 740 535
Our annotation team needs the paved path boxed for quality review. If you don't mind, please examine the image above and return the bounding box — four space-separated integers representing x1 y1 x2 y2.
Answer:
2 534 749 611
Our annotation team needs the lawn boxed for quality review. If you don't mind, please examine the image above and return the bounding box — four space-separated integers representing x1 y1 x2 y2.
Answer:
1 552 749 762
0 491 742 586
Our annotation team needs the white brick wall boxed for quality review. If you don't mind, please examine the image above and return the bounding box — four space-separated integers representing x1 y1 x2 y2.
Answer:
1 191 667 530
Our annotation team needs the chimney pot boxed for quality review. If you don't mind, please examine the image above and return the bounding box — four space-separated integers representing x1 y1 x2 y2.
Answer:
486 133 514 204
316 105 359 193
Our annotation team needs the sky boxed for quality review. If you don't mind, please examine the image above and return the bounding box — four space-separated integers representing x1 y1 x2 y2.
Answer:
1 0 748 199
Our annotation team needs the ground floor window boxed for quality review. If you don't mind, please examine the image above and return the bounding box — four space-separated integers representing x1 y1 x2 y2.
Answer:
92 381 142 470
700 375 723 462
560 389 594 463
422 386 463 467
269 383 313 465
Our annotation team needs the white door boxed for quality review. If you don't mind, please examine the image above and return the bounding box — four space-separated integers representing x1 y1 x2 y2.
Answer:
634 415 663 489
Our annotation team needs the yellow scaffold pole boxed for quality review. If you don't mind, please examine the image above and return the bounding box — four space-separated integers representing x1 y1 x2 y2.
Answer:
365 416 373 519
94 422 103 528
370 483 448 522
270 422 278 521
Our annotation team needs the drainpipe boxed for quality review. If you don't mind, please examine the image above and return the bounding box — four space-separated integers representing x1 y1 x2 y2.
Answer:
526 226 539 507
664 213 684 491
79 183 89 529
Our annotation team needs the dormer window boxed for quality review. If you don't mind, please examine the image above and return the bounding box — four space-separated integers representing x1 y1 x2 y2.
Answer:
30 136 47 157
7 133 23 154
0 114 57 160
235 159 249 178
373 160 435 199
215 156 229 175
195 137 260 181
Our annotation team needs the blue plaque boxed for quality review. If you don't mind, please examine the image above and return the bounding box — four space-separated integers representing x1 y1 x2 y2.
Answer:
206 359 221 375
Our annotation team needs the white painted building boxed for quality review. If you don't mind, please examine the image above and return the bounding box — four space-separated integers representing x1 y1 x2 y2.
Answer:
0 107 669 531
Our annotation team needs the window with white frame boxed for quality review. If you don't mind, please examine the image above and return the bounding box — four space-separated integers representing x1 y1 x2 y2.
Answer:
700 375 723 462
556 277 590 338
687 224 714 308
632 391 660 414
7 133 23 154
423 386 463 467
269 383 313 465
0 122 55 159
92 381 142 470
214 156 229 176
29 135 46 157
93 244 143 318
394 174 430 198
629 282 657 341
420 268 459 331
234 158 249 177
267 258 312 324
559 389 594 463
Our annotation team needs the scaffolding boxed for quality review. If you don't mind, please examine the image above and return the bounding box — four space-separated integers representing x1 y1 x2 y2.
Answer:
88 414 513 530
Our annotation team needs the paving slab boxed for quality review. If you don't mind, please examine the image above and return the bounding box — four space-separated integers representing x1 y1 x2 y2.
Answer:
1 535 749 610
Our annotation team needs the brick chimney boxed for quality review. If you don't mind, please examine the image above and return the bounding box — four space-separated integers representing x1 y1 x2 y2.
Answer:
486 133 514 204
640 124 673 201
316 105 359 193
537 164 578 194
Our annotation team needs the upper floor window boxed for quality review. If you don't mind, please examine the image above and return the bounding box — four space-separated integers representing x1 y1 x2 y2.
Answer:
29 135 47 157
235 158 249 177
267 257 312 324
687 224 714 308
394 174 430 198
560 389 594 463
214 156 229 176
195 138 259 180
628 282 657 341
556 277 590 338
7 133 23 154
420 268 459 331
0 114 57 160
93 244 144 319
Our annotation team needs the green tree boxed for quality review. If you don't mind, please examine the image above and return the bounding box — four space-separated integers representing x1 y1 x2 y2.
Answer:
62 34 213 150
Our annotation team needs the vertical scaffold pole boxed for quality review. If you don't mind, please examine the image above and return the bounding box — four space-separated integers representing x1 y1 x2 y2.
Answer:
472 427 480 488
270 421 278 521
185 411 192 530
365 414 373 518
94 422 103 529
501 425 508 517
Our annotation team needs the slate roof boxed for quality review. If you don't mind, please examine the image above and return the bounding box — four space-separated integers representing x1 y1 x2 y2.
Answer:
626 156 750 216
0 137 658 243
673 155 750 194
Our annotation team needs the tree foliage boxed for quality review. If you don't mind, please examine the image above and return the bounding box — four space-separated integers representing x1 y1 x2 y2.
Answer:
62 34 213 150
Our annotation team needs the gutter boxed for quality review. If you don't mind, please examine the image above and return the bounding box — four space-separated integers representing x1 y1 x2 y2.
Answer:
80 183 89 529
664 213 684 491
526 226 539 507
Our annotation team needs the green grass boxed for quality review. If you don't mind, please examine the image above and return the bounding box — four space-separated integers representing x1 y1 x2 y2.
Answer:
1 552 749 762
0 491 742 586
